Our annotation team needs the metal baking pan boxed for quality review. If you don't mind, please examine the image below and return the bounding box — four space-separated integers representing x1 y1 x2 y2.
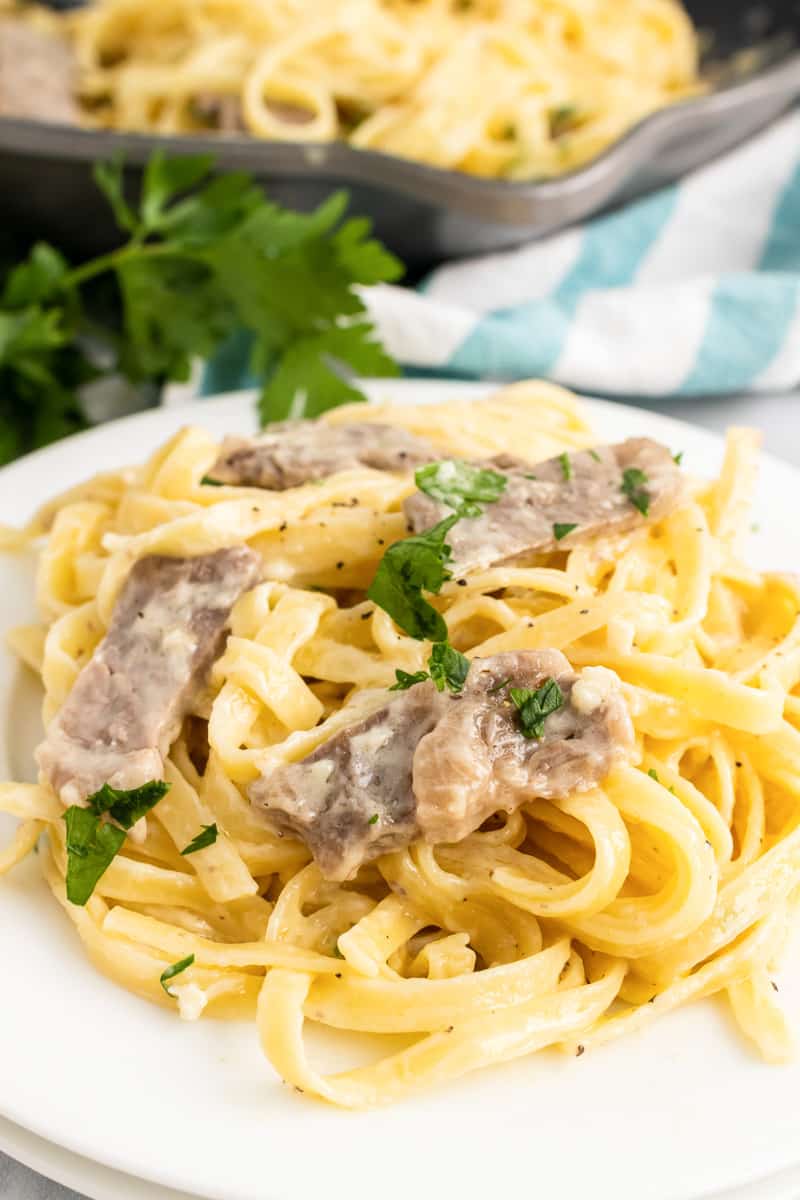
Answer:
1 0 799 269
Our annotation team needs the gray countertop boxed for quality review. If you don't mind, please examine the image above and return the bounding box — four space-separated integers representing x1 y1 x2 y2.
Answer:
1 387 798 1200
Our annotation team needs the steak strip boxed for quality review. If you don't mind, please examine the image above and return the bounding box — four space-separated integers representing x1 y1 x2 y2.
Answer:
249 649 633 880
208 421 439 489
404 438 685 576
37 547 260 806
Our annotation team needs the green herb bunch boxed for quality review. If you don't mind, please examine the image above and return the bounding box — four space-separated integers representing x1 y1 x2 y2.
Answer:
0 152 402 465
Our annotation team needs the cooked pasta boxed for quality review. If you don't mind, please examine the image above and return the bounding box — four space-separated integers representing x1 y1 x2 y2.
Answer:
2 380 800 1109
11 0 704 178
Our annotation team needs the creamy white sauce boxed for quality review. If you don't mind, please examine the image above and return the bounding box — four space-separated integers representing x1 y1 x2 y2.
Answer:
300 759 335 812
349 722 394 759
173 982 209 1021
571 667 615 716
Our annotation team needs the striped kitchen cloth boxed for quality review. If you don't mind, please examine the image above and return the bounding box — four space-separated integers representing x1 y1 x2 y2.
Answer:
200 108 800 402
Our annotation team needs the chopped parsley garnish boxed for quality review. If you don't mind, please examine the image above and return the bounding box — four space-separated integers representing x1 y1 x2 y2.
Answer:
620 467 651 517
368 813 379 826
553 522 578 542
332 942 344 959
180 824 218 856
509 678 564 740
160 954 195 996
201 475 224 486
369 448 509 644
589 449 602 463
487 675 511 695
63 780 170 906
673 451 684 465
87 780 170 829
524 473 538 480
63 807 126 907
428 642 470 693
367 514 458 642
389 643 470 694
648 768 660 782
558 452 572 482
415 459 507 519
390 668 430 691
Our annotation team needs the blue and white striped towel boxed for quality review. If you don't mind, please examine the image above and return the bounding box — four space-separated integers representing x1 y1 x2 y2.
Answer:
199 109 800 403
360 109 800 399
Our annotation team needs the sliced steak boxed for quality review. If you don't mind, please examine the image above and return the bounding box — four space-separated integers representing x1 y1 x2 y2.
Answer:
249 649 633 880
37 548 260 806
0 21 79 124
404 438 685 576
208 421 438 489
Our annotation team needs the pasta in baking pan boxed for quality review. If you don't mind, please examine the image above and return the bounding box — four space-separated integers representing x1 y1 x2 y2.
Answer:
2 379 799 1109
3 0 704 179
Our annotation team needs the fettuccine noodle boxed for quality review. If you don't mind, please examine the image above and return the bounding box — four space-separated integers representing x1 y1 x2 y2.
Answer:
2 380 799 1108
20 0 704 178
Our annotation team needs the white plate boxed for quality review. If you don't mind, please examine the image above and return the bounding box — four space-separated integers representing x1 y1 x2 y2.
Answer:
2 381 800 1200
0 1113 199 1200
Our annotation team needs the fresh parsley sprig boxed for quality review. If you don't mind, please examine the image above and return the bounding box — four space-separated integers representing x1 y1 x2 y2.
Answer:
63 779 170 906
0 150 402 464
368 460 509 644
367 515 458 643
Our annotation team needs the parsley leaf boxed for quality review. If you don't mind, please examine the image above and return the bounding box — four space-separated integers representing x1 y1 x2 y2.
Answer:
87 780 170 829
428 642 470 693
388 641 470 694
509 678 565 739
258 323 399 423
180 824 218 856
63 780 170 906
160 954 195 996
415 459 507 519
553 522 578 541
588 449 602 463
673 451 684 465
201 475 224 486
559 452 572 481
63 807 126 907
367 515 458 642
368 813 380 826
621 467 651 516
648 768 660 781
390 668 430 691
